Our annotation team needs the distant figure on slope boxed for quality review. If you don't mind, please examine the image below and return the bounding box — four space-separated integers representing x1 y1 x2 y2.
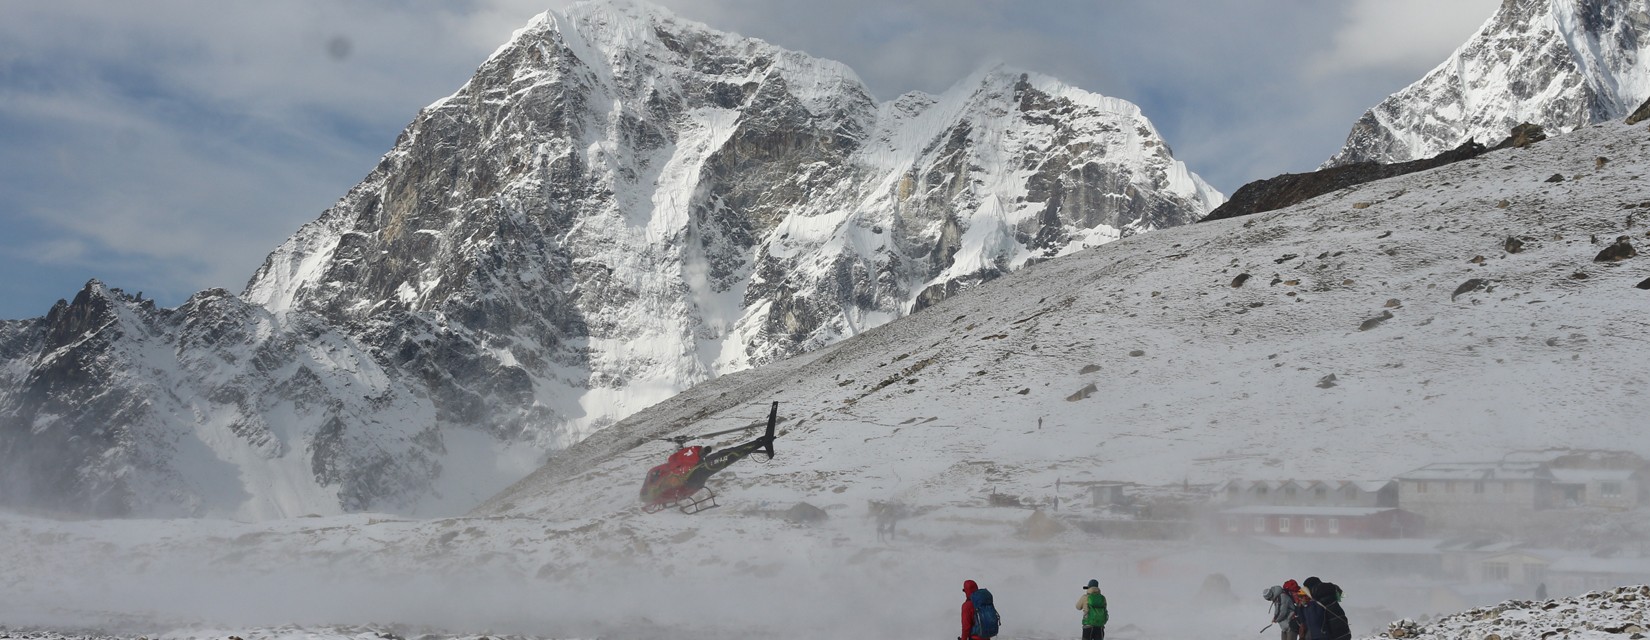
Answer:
1077 578 1109 640
1535 582 1548 600
1301 576 1350 640
869 499 904 542
1264 582 1298 640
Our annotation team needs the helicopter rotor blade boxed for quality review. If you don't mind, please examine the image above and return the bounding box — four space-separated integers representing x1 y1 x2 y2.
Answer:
650 406 782 445
690 423 764 440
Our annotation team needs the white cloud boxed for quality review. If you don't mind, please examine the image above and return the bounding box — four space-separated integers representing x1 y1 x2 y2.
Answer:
22 238 91 266
1309 0 1500 76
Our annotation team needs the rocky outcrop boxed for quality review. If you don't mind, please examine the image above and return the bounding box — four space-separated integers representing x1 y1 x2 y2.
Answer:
1202 123 1561 223
1627 96 1650 125
1202 139 1491 223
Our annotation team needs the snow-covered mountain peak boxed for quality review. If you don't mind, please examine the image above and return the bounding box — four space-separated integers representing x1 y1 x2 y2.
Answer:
1326 0 1650 167
5 1 1216 519
492 0 868 114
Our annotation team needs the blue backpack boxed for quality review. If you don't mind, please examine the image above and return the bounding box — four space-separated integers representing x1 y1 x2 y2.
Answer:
970 588 1001 638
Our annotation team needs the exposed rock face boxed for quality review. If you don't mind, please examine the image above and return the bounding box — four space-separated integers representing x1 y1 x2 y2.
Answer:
0 1 1218 518
1326 0 1650 167
1201 139 1492 223
1627 96 1650 124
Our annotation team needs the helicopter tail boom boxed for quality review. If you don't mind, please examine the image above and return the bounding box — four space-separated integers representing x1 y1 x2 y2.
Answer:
759 401 778 459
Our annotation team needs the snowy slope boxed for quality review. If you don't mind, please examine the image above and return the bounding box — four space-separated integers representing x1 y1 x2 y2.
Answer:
1327 0 1650 167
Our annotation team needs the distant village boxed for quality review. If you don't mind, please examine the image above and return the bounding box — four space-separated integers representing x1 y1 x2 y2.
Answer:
1049 449 1650 615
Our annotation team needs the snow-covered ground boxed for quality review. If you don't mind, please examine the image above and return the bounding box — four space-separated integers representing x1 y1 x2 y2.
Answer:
1383 585 1650 640
0 627 567 640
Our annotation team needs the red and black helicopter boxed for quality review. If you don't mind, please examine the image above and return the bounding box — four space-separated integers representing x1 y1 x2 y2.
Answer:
638 401 780 514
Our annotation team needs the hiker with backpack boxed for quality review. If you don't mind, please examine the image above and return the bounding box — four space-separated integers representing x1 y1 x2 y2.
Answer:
1076 578 1108 640
960 579 1001 639
1263 582 1297 640
1300 577 1350 640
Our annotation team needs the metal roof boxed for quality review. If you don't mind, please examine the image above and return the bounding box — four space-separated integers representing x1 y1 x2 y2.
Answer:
1218 506 1399 517
1249 536 1447 555
1397 461 1554 481
1550 468 1640 483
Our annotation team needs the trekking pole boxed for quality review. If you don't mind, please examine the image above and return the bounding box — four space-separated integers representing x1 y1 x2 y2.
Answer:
1260 623 1274 633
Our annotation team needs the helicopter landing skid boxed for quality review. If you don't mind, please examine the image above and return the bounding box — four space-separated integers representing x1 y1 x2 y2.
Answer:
676 488 720 514
643 488 721 514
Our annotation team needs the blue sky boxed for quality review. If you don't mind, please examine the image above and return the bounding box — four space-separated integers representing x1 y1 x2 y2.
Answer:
0 0 1496 320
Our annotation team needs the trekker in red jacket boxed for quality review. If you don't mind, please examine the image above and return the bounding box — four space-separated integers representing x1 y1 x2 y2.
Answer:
961 579 984 640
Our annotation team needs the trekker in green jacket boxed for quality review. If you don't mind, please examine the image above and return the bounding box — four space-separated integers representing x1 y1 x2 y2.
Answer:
1077 578 1109 640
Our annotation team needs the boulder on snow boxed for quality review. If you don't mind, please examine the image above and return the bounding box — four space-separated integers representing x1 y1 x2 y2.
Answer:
1595 236 1637 262
1359 310 1395 331
784 502 828 525
1023 509 1066 541
1505 236 1525 253
1386 620 1422 639
1231 273 1252 288
1452 278 1493 301
1196 572 1238 604
1067 383 1098 402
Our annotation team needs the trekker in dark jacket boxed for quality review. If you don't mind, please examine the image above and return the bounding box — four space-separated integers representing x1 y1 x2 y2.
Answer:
1301 576 1350 640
